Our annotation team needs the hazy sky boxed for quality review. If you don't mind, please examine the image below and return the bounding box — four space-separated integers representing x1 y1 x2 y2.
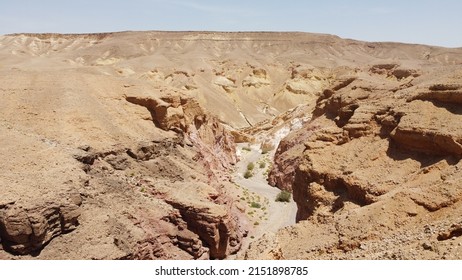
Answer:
1 0 461 47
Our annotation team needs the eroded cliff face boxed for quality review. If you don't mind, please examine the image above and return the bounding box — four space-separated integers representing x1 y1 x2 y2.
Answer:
123 93 243 258
0 197 81 255
0 93 243 259
248 64 462 259
0 59 244 260
2 31 462 260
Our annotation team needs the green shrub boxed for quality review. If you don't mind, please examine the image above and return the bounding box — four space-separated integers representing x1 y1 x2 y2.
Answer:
242 146 251 151
259 162 266 168
275 190 291 202
244 170 253 179
250 202 261 208
247 162 255 171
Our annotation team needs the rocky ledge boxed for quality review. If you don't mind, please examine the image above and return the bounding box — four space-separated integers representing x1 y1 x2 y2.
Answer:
249 64 462 259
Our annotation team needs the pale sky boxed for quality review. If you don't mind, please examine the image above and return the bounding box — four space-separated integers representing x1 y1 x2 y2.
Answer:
1 0 461 47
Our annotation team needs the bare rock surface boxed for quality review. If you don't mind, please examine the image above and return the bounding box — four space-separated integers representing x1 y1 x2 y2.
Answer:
2 31 462 259
246 62 462 259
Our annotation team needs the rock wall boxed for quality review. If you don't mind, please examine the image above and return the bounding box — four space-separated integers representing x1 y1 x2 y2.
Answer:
3 31 462 260
254 65 462 259
0 196 81 255
289 68 462 221
121 93 243 259
0 89 244 259
126 94 237 175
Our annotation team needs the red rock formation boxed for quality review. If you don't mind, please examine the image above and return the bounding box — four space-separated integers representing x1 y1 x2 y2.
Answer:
123 93 243 259
0 195 81 254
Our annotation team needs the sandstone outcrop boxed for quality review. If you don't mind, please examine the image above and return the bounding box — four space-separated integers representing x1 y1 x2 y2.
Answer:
370 63 420 80
242 69 271 88
0 197 81 254
2 31 462 260
69 105 243 259
125 93 237 174
0 49 243 259
390 100 462 156
63 133 244 259
248 64 462 259
267 124 315 192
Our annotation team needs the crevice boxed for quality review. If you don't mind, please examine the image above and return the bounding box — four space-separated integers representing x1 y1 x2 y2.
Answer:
331 77 356 91
162 199 230 259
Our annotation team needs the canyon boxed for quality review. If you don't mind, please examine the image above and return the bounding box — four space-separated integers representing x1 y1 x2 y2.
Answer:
1 31 462 259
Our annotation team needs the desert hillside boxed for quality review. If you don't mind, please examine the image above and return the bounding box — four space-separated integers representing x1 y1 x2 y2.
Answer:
1 31 462 259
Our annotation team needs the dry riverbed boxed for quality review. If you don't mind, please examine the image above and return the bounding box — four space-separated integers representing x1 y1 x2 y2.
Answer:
230 143 297 258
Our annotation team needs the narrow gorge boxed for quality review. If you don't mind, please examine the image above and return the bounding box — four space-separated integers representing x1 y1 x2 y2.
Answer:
1 31 462 259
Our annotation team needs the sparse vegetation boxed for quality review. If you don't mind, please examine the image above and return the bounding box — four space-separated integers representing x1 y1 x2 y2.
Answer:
244 170 253 179
250 201 261 208
263 162 272 176
242 146 251 152
247 162 255 171
275 190 291 202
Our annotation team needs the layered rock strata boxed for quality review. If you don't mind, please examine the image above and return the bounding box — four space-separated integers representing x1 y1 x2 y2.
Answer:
251 65 462 259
